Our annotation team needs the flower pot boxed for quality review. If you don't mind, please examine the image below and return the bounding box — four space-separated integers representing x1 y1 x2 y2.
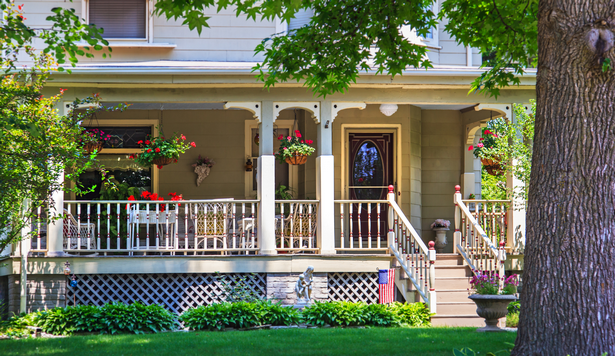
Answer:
285 153 308 165
468 294 517 332
432 228 448 253
480 157 504 176
152 157 174 166
84 141 104 154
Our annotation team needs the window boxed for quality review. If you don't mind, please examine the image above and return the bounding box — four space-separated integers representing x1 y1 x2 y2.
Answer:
78 125 154 200
87 0 147 39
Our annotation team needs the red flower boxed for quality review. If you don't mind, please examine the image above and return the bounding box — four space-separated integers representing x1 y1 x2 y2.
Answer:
278 134 284 140
301 140 304 144
175 159 178 163
484 129 492 135
145 140 151 145
168 192 177 197
468 145 474 151
306 139 313 145
128 195 136 201
137 140 143 144
181 135 186 140
190 142 196 147
18 4 23 10
142 191 151 198
158 197 164 201
59 88 66 94
157 165 163 169
296 132 302 138
129 154 134 159
155 147 161 153
147 149 152 153
479 138 484 141
358 178 364 183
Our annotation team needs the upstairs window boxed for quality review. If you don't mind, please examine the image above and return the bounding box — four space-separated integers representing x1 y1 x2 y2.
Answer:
89 0 146 39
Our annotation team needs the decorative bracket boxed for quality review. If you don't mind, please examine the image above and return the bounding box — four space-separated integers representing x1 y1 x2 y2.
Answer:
224 102 261 122
273 102 320 123
331 102 366 122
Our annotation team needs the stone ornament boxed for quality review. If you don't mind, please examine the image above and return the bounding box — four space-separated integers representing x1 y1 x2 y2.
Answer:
194 165 210 187
294 265 314 307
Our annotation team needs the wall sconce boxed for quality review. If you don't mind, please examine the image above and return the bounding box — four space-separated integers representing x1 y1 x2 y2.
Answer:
64 261 71 276
245 158 253 172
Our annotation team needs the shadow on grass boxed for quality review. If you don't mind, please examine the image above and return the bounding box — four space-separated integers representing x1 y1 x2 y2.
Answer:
0 327 516 356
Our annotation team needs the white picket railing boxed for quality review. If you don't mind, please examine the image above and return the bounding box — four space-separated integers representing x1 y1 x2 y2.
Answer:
386 188 436 313
62 199 259 255
335 200 389 252
453 185 506 278
275 200 319 253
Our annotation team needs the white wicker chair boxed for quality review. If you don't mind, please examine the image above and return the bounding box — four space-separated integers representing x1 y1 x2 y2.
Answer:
63 209 96 250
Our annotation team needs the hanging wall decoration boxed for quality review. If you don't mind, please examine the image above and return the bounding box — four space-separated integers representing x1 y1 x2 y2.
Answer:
192 155 215 186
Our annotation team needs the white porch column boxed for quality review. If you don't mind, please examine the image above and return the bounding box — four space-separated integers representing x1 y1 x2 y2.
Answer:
258 101 277 255
47 169 65 257
316 102 335 254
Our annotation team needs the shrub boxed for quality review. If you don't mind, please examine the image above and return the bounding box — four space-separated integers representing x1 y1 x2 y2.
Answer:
180 301 269 330
35 302 177 335
389 302 432 327
363 303 400 327
507 301 520 314
261 300 302 326
302 301 365 327
506 313 519 327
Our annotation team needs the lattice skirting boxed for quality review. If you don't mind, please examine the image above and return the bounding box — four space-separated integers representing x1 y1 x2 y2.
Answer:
328 272 379 304
66 273 266 314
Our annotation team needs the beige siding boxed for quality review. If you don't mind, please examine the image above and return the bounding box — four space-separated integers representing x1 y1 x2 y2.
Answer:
409 105 422 232
421 110 463 251
22 0 276 62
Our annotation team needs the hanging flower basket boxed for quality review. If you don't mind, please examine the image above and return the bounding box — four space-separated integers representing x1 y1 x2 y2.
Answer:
152 157 174 166
84 141 104 154
481 157 505 176
275 130 315 165
285 153 308 165
130 130 195 169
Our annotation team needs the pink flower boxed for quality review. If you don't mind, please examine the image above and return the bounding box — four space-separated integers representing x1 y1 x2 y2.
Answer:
468 145 474 151
283 147 288 150
296 132 302 138
190 142 196 148
287 136 292 141
181 135 186 140
477 143 484 148
278 134 284 140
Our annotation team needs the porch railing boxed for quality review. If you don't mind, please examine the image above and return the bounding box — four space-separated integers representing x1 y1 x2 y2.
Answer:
63 199 259 255
453 185 507 277
386 187 436 313
275 200 319 253
335 200 390 252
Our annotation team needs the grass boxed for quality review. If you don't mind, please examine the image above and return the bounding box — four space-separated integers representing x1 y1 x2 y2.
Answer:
0 327 516 356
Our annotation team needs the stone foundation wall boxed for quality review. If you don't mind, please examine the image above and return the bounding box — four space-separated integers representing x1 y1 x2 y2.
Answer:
6 274 66 316
266 273 328 305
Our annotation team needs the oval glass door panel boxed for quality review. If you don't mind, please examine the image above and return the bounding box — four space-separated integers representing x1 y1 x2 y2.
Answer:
352 140 384 200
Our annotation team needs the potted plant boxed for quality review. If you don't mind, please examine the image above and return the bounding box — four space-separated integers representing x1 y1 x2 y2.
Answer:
468 129 504 176
82 128 111 154
127 191 183 223
192 155 215 187
430 219 450 253
468 272 518 332
130 132 195 169
275 130 315 165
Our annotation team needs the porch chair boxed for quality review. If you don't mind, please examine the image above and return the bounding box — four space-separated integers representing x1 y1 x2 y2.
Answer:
63 209 96 251
276 203 318 252
188 199 236 254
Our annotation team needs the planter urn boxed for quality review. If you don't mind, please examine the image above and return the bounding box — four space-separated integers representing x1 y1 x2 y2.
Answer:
468 294 517 332
432 227 449 253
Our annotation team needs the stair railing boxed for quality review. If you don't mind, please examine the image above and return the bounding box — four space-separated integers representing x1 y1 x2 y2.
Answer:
453 185 506 280
387 186 436 313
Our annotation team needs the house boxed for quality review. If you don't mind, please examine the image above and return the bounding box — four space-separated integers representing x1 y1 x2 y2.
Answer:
0 0 534 326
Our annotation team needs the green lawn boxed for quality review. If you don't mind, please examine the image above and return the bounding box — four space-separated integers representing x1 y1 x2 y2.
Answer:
0 327 516 356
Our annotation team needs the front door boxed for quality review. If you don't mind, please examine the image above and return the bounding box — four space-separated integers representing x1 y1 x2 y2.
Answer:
348 133 395 247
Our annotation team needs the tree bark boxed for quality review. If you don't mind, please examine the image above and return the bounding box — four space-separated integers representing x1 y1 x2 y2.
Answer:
512 1 615 355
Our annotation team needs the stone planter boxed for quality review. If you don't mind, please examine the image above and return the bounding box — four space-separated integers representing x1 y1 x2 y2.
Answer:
468 294 517 332
432 227 449 253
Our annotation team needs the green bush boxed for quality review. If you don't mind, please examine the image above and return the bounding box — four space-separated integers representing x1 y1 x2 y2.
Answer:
261 300 302 326
506 313 519 327
389 302 432 327
34 302 177 335
507 301 520 314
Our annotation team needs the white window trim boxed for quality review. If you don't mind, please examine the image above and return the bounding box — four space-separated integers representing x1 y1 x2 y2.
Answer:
81 0 154 43
244 119 299 199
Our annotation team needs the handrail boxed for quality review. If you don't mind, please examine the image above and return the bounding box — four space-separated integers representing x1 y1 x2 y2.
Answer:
454 185 506 279
386 186 436 313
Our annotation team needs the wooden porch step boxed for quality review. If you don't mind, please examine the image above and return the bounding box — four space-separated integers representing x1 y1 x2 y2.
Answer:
434 253 464 266
434 265 472 278
436 289 471 303
434 277 470 290
437 302 477 315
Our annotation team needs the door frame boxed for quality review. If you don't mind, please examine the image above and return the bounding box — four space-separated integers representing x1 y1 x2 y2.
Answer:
340 124 402 207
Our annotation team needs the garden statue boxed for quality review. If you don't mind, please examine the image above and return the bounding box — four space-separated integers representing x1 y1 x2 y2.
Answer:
294 265 314 308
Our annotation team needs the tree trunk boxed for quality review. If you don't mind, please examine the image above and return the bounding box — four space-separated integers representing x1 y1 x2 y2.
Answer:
513 1 615 355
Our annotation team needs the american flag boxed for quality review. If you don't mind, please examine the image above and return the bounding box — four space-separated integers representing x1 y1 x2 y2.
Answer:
378 268 395 304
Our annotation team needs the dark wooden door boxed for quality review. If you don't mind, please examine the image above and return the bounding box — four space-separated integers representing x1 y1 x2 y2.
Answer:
348 133 394 247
